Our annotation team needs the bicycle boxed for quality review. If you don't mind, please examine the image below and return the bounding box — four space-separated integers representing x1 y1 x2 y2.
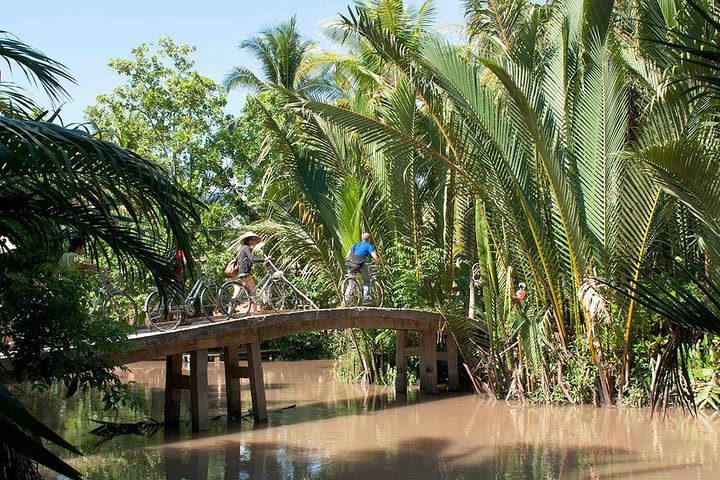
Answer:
340 262 384 307
90 273 138 326
144 265 220 332
217 258 298 318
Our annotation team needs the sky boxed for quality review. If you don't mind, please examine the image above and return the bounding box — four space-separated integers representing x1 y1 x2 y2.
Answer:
5 0 466 124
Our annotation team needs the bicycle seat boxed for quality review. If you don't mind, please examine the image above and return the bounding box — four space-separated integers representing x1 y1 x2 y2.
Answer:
236 273 250 279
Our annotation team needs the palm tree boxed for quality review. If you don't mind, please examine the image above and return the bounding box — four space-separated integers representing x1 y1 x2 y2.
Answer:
224 16 317 94
1 33 200 479
293 0 720 405
224 0 720 408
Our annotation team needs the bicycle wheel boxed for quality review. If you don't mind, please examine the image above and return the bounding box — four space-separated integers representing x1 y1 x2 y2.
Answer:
218 281 252 319
340 276 362 307
267 280 297 312
199 284 220 321
103 290 138 326
369 281 384 307
144 290 184 331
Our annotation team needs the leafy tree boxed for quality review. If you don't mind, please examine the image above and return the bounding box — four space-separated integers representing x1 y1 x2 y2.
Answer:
86 38 233 201
85 38 251 275
1 34 200 479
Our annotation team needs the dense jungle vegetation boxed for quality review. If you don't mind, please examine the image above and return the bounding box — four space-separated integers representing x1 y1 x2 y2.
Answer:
4 0 720 477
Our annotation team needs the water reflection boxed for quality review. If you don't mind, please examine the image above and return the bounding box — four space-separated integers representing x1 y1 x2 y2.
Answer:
19 360 720 479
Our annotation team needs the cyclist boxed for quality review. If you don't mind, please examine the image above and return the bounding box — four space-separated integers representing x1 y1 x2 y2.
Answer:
59 236 109 272
346 233 381 302
234 231 266 315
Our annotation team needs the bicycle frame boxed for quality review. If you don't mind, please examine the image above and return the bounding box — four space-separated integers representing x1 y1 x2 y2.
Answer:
249 259 284 304
89 274 116 316
345 261 380 283
341 261 384 307
184 275 207 306
234 258 318 310
147 274 209 313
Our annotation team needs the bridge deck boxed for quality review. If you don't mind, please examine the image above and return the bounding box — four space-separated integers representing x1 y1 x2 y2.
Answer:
124 307 443 364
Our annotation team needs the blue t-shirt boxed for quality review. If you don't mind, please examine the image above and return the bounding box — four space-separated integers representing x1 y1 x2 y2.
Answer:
350 241 375 259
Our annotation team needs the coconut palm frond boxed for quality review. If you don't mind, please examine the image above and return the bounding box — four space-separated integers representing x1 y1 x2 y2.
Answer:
0 117 201 290
0 384 83 480
0 30 74 104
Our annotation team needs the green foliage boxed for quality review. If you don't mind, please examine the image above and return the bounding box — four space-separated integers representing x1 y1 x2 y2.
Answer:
224 16 316 93
85 38 234 198
265 332 334 360
85 37 257 301
225 0 720 413
0 30 74 117
688 336 720 410
0 32 200 479
1 248 140 405
384 244 447 308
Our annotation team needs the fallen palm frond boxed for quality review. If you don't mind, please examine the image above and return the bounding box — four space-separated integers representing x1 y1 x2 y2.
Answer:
87 418 163 453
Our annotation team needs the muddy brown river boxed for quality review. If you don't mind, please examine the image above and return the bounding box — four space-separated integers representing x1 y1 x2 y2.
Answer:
20 359 720 479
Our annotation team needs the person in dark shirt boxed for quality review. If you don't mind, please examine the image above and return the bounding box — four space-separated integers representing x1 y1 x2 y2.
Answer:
234 231 265 314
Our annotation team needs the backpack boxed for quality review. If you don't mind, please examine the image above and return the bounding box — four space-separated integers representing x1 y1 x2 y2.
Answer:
224 260 238 275
346 242 365 271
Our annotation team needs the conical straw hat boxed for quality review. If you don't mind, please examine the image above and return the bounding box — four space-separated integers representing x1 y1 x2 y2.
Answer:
238 231 262 243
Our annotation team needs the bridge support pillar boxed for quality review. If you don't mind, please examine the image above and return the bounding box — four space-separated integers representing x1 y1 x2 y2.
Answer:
190 349 209 431
164 353 183 428
446 334 460 391
223 345 243 418
163 350 209 431
246 342 267 422
420 329 438 394
395 330 408 393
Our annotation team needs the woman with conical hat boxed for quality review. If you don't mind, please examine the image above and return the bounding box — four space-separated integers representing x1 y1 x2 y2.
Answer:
234 231 264 314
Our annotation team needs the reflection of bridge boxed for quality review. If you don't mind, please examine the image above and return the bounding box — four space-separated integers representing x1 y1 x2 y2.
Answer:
123 308 459 431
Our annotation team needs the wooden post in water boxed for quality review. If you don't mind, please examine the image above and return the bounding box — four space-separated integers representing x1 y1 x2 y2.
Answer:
446 333 460 391
164 353 183 428
190 349 209 431
395 329 408 393
419 329 438 394
245 342 267 422
223 345 243 417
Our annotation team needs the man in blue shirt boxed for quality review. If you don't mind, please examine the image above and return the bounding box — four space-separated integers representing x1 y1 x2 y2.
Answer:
346 233 381 301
